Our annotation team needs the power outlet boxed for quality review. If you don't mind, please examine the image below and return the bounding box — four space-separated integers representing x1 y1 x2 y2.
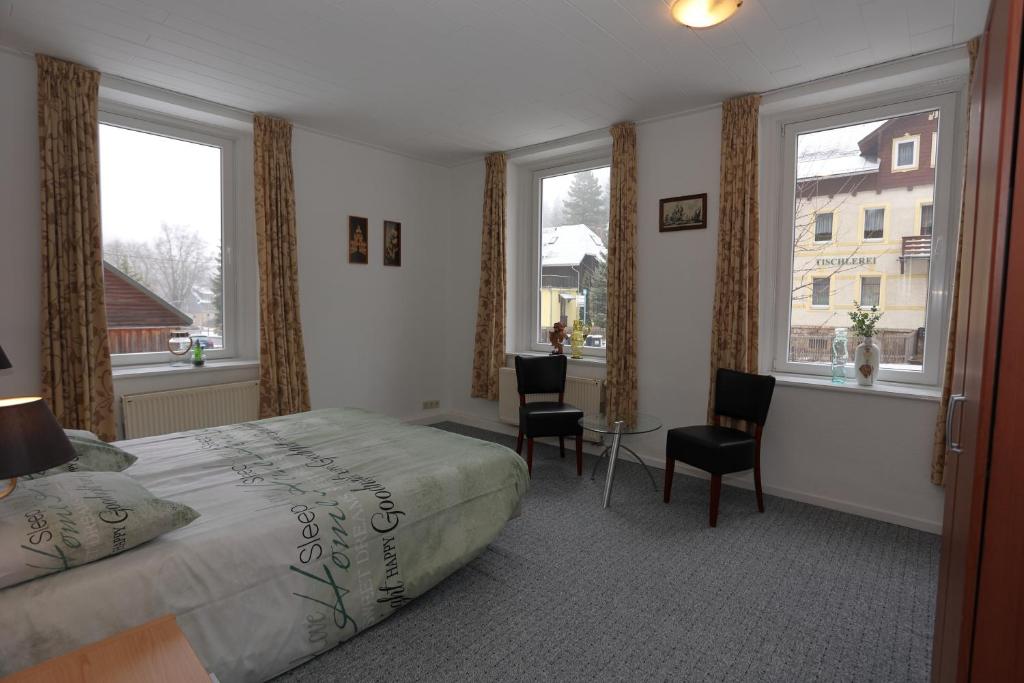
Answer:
422 400 440 410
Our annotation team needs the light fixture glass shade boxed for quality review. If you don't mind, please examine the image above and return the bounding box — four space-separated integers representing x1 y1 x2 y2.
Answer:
0 397 75 480
671 0 742 28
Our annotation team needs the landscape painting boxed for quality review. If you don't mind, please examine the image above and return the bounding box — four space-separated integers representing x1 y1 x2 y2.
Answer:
659 193 707 232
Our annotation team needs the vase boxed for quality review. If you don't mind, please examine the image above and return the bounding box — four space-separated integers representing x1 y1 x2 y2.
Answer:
854 336 880 386
831 328 848 384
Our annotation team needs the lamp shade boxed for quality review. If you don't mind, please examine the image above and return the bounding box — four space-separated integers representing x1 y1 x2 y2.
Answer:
0 345 9 370
0 397 75 479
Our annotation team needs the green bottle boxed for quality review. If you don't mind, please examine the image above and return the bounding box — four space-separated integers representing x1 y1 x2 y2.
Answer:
192 339 204 366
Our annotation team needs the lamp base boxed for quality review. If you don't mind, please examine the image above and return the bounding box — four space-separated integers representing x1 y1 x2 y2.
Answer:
0 478 16 499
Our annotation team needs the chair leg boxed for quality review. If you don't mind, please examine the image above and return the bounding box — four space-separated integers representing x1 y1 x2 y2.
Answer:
559 436 565 458
709 474 722 527
575 431 583 476
526 438 534 477
663 456 674 503
516 430 523 455
754 460 765 513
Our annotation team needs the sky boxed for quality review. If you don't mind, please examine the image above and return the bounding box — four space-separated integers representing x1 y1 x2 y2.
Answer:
99 123 222 257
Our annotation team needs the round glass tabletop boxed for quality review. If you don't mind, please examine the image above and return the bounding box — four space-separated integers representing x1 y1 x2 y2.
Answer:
579 412 662 435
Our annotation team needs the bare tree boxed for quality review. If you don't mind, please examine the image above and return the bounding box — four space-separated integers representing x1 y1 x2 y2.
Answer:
104 239 154 286
103 224 212 312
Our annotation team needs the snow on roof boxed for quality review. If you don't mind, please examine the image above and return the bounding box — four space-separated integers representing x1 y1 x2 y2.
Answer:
541 224 606 267
797 120 885 180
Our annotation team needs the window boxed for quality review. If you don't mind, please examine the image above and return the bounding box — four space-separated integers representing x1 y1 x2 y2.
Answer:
99 113 234 363
533 162 610 354
920 203 934 235
772 93 959 386
814 212 834 242
860 276 881 307
812 277 831 307
892 134 920 171
931 131 938 167
863 207 885 239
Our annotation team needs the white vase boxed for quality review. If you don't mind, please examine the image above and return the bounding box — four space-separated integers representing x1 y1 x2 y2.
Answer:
854 336 880 386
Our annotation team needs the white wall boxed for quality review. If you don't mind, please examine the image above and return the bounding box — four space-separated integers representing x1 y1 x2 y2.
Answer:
293 130 451 420
444 105 945 533
0 50 42 397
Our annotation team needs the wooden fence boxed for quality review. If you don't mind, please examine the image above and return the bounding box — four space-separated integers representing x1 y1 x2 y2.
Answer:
789 327 925 365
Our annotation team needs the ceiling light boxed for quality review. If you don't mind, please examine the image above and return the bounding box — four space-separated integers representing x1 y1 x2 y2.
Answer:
671 0 743 28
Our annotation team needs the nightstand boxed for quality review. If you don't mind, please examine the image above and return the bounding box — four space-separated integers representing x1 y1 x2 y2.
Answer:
2 615 211 683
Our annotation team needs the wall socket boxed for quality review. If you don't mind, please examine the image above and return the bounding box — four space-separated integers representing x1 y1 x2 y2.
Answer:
421 400 440 410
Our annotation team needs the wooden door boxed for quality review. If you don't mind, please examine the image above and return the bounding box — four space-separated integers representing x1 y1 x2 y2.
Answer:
932 0 1024 679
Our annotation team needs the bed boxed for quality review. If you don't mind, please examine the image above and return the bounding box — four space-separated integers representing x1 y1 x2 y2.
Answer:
0 408 528 682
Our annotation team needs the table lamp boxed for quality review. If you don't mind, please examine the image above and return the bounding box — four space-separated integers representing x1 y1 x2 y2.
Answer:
0 345 10 370
0 397 75 499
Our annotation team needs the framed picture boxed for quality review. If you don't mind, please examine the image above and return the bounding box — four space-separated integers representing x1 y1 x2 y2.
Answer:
383 220 401 267
659 193 707 232
348 216 368 264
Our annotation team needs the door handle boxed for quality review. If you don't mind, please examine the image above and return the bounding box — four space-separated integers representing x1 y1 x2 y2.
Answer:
946 394 966 454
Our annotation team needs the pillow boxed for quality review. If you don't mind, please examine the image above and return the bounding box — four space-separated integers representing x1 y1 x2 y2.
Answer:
0 472 199 589
21 429 137 480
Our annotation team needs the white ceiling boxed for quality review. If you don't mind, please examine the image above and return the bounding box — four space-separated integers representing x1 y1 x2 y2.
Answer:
0 0 989 165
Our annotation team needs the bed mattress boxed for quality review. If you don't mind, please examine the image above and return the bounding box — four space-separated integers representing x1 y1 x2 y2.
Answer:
0 409 527 682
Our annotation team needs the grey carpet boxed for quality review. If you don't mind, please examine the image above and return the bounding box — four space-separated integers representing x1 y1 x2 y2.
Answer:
275 422 939 683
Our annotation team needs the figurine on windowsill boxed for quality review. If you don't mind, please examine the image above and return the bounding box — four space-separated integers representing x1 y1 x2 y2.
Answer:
548 321 567 355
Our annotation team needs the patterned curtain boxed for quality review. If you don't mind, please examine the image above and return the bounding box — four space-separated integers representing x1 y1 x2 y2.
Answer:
254 114 311 417
470 152 508 400
606 122 638 425
707 95 761 423
37 55 116 441
932 37 981 485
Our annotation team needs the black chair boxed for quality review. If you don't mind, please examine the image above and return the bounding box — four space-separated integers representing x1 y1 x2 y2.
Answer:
514 355 584 477
664 369 776 527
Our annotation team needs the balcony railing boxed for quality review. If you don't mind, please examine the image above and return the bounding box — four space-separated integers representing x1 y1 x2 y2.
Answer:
899 234 932 273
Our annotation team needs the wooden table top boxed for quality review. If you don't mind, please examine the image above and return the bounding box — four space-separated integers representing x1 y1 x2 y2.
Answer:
2 615 210 683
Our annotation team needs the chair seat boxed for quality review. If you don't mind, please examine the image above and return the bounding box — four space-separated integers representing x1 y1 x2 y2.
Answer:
666 425 755 475
519 402 583 437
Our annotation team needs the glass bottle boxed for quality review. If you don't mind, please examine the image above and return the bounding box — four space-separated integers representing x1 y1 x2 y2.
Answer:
831 328 848 384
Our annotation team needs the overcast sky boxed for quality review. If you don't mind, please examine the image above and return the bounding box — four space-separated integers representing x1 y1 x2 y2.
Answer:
99 123 222 257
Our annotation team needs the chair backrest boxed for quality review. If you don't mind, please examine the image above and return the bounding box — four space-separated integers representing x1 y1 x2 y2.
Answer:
714 368 776 426
514 355 567 397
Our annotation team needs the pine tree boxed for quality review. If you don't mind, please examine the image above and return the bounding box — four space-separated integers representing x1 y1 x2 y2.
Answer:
561 171 608 231
585 259 608 330
211 252 223 332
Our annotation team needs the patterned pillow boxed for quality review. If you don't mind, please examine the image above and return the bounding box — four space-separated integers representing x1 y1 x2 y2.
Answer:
21 429 137 480
0 472 199 589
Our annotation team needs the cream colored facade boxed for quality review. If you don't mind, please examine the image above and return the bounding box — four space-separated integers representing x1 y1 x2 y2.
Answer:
791 184 933 332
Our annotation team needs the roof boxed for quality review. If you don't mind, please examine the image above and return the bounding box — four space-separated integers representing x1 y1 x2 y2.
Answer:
103 261 193 328
797 120 884 180
541 224 606 268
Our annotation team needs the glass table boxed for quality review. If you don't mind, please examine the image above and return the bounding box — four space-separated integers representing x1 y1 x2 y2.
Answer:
579 413 662 508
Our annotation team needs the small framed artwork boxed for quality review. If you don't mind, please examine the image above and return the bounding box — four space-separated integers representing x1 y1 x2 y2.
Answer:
383 220 401 267
348 216 368 264
659 193 707 232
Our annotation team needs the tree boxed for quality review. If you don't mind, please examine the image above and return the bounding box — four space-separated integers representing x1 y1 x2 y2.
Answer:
211 252 223 332
149 223 211 312
104 239 153 286
562 171 608 237
584 259 608 331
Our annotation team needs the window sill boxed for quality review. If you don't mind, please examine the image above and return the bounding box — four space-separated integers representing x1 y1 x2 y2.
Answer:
772 372 941 402
112 358 259 379
506 351 607 366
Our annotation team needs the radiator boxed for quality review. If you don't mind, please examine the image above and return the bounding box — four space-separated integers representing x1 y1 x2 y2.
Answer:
122 381 260 439
498 366 604 442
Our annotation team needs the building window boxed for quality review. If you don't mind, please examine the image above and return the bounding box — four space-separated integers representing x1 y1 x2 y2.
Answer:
863 207 885 240
892 134 920 171
931 131 938 167
99 114 234 362
811 277 831 307
860 276 881 307
774 96 958 386
814 212 834 242
533 161 610 354
920 203 934 235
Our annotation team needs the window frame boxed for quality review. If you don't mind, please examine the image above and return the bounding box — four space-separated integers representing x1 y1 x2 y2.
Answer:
528 156 612 357
860 275 882 308
765 90 962 387
98 108 239 367
861 205 888 241
891 134 921 171
811 276 832 308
